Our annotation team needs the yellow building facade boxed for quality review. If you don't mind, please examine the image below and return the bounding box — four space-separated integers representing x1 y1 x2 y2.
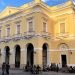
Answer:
0 0 75 68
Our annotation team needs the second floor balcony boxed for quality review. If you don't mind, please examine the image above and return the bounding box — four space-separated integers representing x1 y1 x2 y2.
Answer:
56 32 69 39
13 34 22 41
24 31 35 39
41 31 51 39
0 38 4 43
0 31 51 43
3 36 12 42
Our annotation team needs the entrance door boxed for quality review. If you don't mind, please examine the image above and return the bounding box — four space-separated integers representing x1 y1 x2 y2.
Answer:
61 55 67 67
5 46 10 64
27 44 34 66
42 44 47 67
15 45 21 68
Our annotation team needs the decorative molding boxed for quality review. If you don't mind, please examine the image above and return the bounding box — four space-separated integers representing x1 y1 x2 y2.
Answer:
15 20 22 24
0 10 41 24
34 48 42 50
50 49 75 51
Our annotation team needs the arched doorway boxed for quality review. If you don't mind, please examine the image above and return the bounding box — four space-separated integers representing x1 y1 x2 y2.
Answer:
58 43 69 67
42 43 49 67
15 45 21 68
27 43 34 66
5 46 10 64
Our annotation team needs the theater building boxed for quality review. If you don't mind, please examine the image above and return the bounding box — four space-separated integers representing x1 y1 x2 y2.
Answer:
0 0 75 68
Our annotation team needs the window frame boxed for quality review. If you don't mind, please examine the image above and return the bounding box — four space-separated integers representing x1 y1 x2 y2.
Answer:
42 21 48 32
59 22 66 33
6 27 10 37
27 18 34 32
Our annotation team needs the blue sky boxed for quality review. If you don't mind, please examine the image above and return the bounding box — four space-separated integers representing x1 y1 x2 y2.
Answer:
0 0 72 12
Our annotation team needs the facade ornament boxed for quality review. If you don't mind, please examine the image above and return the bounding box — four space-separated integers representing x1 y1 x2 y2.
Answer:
33 0 41 3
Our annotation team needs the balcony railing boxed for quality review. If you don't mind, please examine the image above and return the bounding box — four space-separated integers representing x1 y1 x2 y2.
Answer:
56 32 69 38
0 38 4 43
41 31 51 39
3 36 12 42
0 31 51 42
24 31 35 39
13 34 22 41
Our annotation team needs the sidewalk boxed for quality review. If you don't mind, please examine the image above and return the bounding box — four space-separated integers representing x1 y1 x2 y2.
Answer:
0 69 75 75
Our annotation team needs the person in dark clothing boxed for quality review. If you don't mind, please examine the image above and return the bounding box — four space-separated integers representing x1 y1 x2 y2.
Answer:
2 62 6 75
36 65 41 74
56 64 59 72
6 63 10 75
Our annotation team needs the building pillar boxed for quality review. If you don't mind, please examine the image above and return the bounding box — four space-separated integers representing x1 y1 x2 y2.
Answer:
34 48 43 67
20 49 27 69
33 48 37 65
9 49 15 68
47 50 51 66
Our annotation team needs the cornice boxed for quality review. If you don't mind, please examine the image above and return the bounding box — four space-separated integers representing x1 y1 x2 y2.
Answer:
0 2 52 21
0 9 42 24
52 5 73 13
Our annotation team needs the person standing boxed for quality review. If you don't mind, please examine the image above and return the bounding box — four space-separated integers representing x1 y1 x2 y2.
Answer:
2 62 6 75
56 64 59 72
6 63 10 75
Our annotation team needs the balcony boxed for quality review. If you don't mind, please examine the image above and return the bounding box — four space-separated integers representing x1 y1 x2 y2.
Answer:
56 32 69 39
41 31 51 39
24 31 35 39
0 38 4 43
13 34 22 41
3 36 12 42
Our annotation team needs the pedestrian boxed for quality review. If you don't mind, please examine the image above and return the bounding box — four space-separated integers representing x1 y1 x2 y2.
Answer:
36 65 41 74
56 64 59 72
2 62 6 75
6 63 10 75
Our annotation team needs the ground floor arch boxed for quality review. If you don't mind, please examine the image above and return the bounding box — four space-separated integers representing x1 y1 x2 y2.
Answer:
26 43 34 66
5 46 10 64
42 43 49 67
15 45 21 68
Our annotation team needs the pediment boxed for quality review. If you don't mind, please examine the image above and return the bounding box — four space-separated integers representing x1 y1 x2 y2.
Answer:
0 6 22 19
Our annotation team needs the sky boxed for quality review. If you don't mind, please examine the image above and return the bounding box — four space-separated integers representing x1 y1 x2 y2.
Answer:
0 0 74 12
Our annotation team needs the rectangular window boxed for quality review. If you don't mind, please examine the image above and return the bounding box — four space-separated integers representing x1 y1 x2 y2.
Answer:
43 22 47 32
7 27 10 37
60 23 65 33
28 21 33 32
17 25 20 34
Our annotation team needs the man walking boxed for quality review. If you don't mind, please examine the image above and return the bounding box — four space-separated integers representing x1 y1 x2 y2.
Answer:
2 62 6 75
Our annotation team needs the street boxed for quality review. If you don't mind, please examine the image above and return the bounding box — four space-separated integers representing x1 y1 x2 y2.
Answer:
0 69 75 75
